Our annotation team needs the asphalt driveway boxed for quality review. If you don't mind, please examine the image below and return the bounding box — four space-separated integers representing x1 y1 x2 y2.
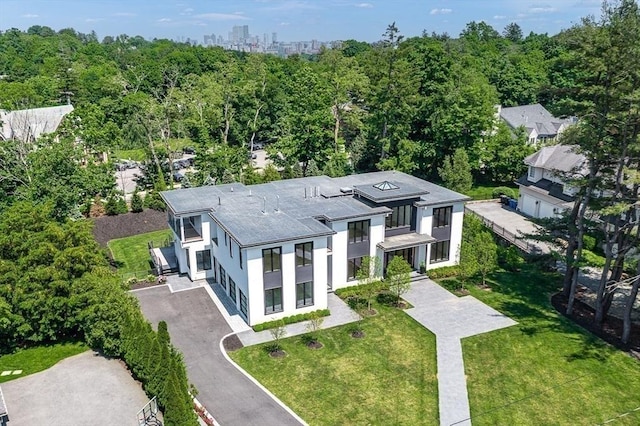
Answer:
134 286 302 426
2 351 151 426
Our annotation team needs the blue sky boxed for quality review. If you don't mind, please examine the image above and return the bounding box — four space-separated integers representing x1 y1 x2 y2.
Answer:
1 0 604 42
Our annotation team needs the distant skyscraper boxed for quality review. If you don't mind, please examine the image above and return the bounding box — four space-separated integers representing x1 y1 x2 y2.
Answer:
231 25 250 43
272 32 277 44
263 33 268 46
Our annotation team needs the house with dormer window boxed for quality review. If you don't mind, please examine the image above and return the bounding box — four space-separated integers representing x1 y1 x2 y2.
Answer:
160 171 469 326
516 144 587 218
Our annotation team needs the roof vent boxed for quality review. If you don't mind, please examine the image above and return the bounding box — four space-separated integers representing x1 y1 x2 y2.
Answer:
340 187 353 194
373 181 399 191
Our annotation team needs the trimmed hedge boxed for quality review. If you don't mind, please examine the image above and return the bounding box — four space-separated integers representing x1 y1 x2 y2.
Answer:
252 309 330 332
426 265 460 279
491 186 516 199
334 281 384 299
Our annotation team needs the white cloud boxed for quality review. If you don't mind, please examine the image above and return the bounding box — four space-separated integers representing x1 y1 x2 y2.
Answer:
280 22 290 26
262 1 320 12
85 18 104 23
529 6 556 13
493 15 507 20
195 13 250 21
157 18 172 22
430 8 452 15
21 13 39 18
355 2 373 8
180 7 194 16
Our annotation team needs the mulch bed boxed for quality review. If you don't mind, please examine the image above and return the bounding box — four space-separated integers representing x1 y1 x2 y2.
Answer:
269 349 287 358
551 292 640 358
351 330 365 339
307 341 324 350
223 335 244 352
91 209 167 246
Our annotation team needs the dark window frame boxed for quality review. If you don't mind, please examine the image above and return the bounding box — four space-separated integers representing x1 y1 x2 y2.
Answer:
219 265 227 289
385 204 412 229
295 242 313 267
195 249 212 271
430 240 450 263
239 289 247 317
347 257 363 281
265 287 283 314
262 247 281 273
296 281 314 308
229 278 237 303
433 206 452 228
348 220 370 244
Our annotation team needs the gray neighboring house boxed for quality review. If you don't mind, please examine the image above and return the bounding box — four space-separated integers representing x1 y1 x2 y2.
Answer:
0 104 74 142
498 103 574 145
516 144 587 218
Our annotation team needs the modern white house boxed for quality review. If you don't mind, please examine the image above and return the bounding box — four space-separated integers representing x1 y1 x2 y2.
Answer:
516 144 587 218
160 171 470 326
498 103 574 145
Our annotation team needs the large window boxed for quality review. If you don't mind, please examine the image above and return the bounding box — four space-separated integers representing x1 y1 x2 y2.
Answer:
348 220 370 244
212 222 219 245
296 281 314 308
386 204 412 228
239 289 247 317
433 206 452 228
296 242 313 267
430 240 450 263
196 249 212 271
219 265 227 289
265 287 283 314
229 278 237 303
263 247 281 273
347 257 363 281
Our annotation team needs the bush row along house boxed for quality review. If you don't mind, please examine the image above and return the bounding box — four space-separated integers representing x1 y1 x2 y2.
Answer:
160 171 469 326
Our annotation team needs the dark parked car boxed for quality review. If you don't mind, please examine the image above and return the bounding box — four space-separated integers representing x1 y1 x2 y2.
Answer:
183 146 196 154
173 172 184 182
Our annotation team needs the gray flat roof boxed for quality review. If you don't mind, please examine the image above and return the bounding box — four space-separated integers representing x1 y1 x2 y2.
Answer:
161 171 468 248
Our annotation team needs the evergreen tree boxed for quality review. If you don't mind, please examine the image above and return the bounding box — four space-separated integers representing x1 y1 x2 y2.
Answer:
305 159 321 177
292 162 304 178
104 192 119 215
130 191 144 213
438 148 473 194
221 169 235 184
262 163 281 182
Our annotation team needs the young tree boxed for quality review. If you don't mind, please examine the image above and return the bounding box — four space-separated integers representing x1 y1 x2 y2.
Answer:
305 311 325 345
262 163 281 182
356 255 383 312
130 190 144 213
385 256 412 305
438 148 473 194
474 230 498 286
269 320 287 353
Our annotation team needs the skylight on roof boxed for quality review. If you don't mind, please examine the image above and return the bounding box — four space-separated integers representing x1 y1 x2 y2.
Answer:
373 180 399 191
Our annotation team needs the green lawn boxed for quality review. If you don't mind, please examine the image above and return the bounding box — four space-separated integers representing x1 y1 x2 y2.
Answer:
230 303 439 425
0 341 88 383
108 229 173 279
457 266 640 425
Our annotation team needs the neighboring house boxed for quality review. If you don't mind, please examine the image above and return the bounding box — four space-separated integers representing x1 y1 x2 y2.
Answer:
516 144 587 218
0 104 74 142
161 171 470 326
498 103 574 145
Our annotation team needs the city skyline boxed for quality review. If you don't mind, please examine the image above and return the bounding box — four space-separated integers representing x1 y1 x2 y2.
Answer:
2 0 604 43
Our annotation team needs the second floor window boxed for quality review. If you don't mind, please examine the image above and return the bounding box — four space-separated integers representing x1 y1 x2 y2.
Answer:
348 220 370 244
296 242 313 267
433 206 452 228
386 204 411 228
263 247 281 273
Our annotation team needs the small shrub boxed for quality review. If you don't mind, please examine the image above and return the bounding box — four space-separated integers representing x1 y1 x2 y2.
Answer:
499 245 523 271
145 274 156 283
144 191 167 211
376 292 399 306
581 249 605 268
131 191 144 213
492 186 516 199
253 309 330 332
427 265 460 279
346 296 367 310
583 235 596 252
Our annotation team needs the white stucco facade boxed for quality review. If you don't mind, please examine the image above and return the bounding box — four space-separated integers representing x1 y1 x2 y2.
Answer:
161 171 470 326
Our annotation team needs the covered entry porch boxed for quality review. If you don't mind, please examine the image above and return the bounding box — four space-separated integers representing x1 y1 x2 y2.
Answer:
378 233 436 272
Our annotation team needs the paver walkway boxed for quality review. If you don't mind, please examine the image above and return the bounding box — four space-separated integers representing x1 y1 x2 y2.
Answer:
236 293 360 346
403 277 517 426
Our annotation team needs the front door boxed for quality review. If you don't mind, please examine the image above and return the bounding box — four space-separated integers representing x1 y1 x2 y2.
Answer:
384 248 415 272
